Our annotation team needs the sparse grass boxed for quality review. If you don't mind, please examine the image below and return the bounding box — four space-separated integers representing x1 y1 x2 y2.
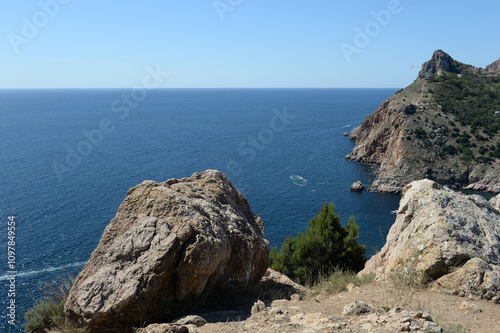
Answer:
314 268 375 294
24 275 86 333
380 251 428 309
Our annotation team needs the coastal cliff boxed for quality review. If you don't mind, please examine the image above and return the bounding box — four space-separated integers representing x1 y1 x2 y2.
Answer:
346 50 500 193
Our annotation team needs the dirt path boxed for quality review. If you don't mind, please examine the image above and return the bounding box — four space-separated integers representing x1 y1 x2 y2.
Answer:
197 283 500 333
415 80 427 105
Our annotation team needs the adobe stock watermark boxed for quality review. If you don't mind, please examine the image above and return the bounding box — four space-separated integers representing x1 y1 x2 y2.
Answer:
340 0 405 63
6 215 17 327
226 107 296 179
7 0 71 54
213 0 243 21
52 66 169 182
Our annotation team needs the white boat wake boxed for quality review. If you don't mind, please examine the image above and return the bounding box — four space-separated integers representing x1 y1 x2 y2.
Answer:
290 175 308 186
0 261 86 281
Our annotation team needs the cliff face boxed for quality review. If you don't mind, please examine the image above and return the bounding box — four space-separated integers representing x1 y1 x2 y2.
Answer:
346 50 500 193
486 58 500 72
418 49 458 79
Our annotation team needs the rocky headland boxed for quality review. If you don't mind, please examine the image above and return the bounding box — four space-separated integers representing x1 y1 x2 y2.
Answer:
346 50 500 193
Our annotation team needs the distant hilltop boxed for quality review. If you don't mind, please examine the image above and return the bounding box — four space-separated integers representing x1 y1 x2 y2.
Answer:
346 50 500 193
486 58 500 72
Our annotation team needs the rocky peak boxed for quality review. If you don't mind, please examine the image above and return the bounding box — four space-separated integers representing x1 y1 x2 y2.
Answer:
418 49 458 79
486 58 500 72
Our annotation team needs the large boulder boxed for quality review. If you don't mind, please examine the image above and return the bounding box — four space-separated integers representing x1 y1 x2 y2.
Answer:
360 179 500 299
65 170 270 329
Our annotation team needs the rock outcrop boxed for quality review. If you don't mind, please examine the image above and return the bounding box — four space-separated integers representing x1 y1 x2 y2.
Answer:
345 98 414 194
350 181 365 192
65 170 270 329
489 193 500 211
418 49 458 79
360 179 500 300
346 50 500 194
486 58 500 72
435 257 500 302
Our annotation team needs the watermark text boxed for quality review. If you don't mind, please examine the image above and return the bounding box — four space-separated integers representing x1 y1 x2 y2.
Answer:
8 0 71 53
6 215 17 326
340 0 404 63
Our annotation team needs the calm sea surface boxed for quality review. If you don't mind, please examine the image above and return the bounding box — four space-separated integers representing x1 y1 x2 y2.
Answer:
0 88 404 330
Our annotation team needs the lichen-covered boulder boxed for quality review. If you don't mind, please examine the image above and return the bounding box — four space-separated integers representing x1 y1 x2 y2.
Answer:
435 257 500 300
360 179 500 291
65 170 269 329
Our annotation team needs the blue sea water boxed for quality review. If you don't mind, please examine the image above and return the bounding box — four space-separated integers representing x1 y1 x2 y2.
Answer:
0 88 402 330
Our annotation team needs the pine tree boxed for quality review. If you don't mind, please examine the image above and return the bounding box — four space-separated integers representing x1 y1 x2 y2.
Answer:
269 202 366 285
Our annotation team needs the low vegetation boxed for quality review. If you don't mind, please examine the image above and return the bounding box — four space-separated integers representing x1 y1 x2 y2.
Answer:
314 268 374 294
269 202 367 285
24 275 84 333
425 69 500 164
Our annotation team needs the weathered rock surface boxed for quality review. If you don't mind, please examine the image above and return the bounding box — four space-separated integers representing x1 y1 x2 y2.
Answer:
486 58 500 72
489 193 500 211
350 181 365 192
435 257 500 300
65 170 269 329
342 300 380 316
360 179 500 300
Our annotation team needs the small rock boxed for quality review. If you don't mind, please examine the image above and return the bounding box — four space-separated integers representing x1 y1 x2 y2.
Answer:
251 300 266 316
400 321 411 331
346 283 359 292
173 315 207 327
343 132 349 136
136 324 188 333
422 313 432 321
423 321 442 332
342 300 378 316
350 181 365 192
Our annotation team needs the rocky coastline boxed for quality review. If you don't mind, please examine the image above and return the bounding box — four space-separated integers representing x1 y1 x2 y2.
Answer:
346 50 500 194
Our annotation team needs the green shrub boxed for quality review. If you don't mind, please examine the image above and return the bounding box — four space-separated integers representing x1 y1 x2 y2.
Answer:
269 202 366 285
24 300 65 332
24 275 76 332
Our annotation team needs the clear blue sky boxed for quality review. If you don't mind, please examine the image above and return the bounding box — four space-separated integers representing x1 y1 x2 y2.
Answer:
1 0 499 88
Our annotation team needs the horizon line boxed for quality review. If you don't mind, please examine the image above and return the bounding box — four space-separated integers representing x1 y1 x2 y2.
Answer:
0 87 402 90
